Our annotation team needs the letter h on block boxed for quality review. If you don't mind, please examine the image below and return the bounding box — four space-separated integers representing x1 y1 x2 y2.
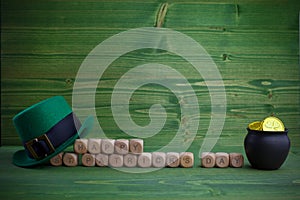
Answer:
74 139 88 154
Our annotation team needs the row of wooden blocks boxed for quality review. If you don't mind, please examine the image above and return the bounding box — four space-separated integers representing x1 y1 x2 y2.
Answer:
50 138 243 168
73 139 144 155
50 152 194 168
201 152 244 168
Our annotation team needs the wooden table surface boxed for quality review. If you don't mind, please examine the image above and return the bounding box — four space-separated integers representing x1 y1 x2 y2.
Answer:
1 0 300 199
0 145 299 200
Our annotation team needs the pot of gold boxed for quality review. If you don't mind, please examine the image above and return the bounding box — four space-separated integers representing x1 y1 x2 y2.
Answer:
244 116 290 170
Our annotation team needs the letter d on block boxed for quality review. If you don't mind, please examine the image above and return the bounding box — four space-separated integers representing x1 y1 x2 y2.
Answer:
201 152 215 168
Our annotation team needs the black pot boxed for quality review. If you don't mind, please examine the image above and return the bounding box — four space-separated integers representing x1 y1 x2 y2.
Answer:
244 128 290 170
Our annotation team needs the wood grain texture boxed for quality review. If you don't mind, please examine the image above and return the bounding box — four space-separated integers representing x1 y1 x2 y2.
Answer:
1 1 300 198
1 0 300 182
0 146 300 199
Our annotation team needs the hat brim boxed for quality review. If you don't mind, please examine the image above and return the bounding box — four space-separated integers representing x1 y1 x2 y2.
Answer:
13 116 94 167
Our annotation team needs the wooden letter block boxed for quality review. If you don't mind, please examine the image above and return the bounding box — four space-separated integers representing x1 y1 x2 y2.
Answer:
137 153 152 167
63 153 78 167
88 139 101 154
215 152 229 168
201 152 216 168
123 154 137 167
101 139 115 154
109 154 123 168
180 152 194 168
152 152 166 168
50 152 64 166
129 139 143 154
229 153 244 168
74 139 88 154
95 154 108 167
114 139 129 155
166 152 180 168
82 153 95 167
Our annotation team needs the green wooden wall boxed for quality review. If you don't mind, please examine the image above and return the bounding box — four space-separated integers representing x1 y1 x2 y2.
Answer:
1 0 299 151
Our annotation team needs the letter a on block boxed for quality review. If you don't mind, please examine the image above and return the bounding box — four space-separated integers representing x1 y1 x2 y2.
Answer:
215 152 229 168
88 139 101 154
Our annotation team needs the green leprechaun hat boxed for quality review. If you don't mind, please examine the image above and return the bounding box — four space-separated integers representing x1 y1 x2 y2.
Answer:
12 96 94 167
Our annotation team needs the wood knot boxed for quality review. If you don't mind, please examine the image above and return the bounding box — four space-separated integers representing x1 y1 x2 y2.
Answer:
65 78 73 86
222 54 230 61
155 3 168 27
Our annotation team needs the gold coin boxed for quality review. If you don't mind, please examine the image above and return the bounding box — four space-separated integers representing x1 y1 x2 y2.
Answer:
262 116 285 132
248 121 263 131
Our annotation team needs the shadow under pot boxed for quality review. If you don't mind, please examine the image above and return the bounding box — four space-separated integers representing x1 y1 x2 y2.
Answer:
244 128 290 170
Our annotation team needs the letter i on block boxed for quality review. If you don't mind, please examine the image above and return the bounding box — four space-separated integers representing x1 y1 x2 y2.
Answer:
229 153 244 168
201 152 216 168
215 152 229 168
138 153 152 167
74 139 88 154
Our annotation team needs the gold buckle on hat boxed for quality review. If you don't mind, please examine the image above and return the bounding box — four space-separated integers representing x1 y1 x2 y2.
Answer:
25 134 55 160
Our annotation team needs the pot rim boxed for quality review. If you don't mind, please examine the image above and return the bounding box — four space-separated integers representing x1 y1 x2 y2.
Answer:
246 127 288 134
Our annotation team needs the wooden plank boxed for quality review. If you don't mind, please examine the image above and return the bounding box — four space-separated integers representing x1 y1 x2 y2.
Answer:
1 0 158 28
164 1 300 30
0 146 300 199
1 0 299 158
